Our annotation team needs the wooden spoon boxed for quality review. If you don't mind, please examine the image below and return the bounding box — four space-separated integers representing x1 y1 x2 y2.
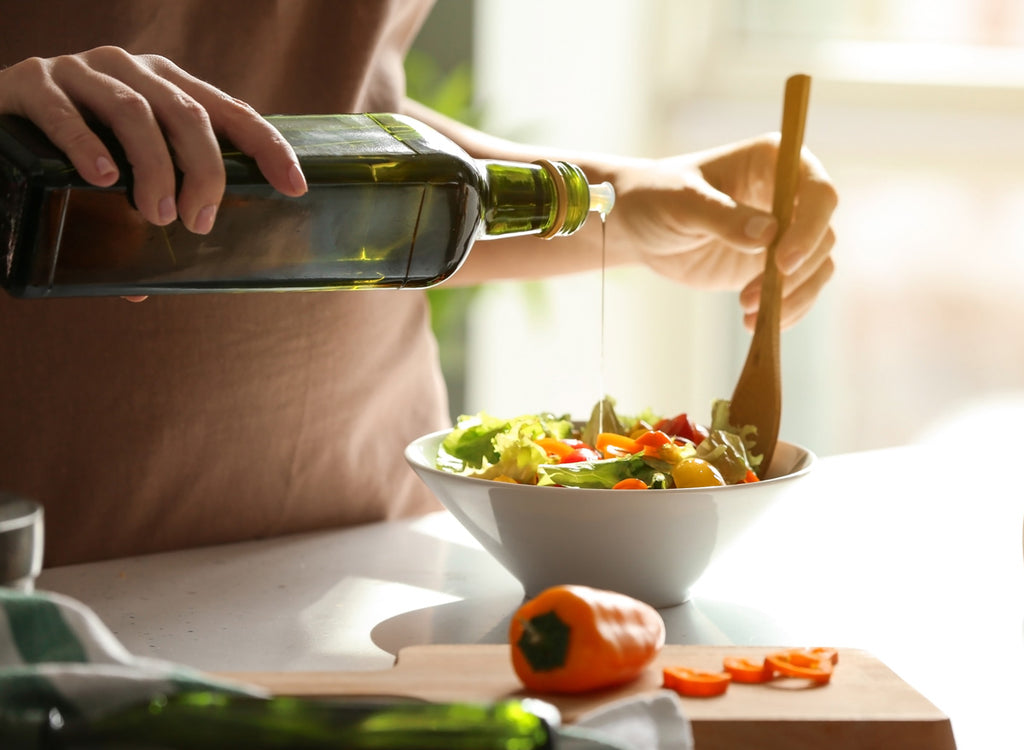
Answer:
728 73 811 478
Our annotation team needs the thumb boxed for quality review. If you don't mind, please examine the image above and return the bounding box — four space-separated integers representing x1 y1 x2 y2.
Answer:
682 183 778 252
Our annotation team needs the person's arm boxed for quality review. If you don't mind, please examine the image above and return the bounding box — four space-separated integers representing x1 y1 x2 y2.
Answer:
0 46 307 235
401 99 837 331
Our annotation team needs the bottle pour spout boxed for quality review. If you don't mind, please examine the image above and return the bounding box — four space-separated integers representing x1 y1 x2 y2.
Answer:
588 182 615 219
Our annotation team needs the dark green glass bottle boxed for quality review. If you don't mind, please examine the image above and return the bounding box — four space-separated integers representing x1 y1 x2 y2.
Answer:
4 692 557 749
0 113 614 298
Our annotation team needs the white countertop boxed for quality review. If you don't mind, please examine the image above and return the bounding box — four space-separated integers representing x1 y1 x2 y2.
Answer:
38 444 1024 749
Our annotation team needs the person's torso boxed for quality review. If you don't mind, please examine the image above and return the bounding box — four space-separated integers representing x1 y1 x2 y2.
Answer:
0 0 449 566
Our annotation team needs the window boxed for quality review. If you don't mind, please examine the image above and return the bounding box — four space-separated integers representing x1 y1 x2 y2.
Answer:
466 0 1024 454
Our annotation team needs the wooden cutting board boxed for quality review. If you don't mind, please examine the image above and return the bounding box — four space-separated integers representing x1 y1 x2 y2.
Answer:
219 644 956 750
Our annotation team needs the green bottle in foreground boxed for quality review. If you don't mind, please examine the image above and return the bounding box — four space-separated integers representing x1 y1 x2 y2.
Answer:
3 692 557 749
0 113 614 298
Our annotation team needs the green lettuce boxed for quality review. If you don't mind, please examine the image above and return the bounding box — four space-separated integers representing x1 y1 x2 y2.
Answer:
537 454 669 489
709 399 763 473
436 411 573 482
473 428 549 484
696 430 756 484
580 396 627 447
437 412 508 472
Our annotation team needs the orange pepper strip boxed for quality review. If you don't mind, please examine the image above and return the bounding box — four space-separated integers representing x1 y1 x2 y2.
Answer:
722 656 774 684
662 666 731 697
634 431 671 448
612 478 648 490
535 437 575 461
743 469 760 483
765 651 834 684
634 430 674 459
596 432 642 458
788 647 839 667
813 647 839 666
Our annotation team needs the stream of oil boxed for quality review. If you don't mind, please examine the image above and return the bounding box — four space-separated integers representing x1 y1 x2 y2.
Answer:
597 214 607 435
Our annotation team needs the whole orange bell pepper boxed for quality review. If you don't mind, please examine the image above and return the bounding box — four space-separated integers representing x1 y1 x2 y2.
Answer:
509 584 666 693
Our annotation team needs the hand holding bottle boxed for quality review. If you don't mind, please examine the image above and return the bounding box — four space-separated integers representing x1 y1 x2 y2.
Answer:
606 133 837 331
0 45 308 235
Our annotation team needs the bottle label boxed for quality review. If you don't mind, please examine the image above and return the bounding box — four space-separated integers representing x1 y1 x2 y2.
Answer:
270 115 414 161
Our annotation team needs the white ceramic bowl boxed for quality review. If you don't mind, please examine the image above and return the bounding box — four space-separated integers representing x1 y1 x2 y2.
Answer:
405 431 816 607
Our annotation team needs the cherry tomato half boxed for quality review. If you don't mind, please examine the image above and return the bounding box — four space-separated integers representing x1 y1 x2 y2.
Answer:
561 447 602 464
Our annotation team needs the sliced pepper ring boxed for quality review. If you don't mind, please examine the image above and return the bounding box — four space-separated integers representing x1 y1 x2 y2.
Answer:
722 656 774 684
662 666 732 697
764 650 835 684
800 647 839 666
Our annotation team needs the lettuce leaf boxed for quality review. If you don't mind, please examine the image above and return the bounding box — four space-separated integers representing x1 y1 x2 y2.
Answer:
696 429 756 484
438 412 510 471
709 398 763 472
436 411 573 480
581 396 626 448
537 454 669 489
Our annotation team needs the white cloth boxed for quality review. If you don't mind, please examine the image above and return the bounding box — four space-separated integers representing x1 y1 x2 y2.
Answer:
566 691 695 750
0 587 261 721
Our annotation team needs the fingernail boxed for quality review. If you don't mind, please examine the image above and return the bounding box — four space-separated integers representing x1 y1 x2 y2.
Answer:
288 163 307 194
95 156 118 180
744 215 777 242
194 204 218 234
158 196 177 224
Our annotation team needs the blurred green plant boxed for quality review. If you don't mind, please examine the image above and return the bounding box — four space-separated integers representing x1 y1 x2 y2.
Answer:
405 49 480 126
405 49 482 418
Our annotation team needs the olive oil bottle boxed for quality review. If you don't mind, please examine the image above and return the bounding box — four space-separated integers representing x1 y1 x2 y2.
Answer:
0 113 613 298
3 692 558 749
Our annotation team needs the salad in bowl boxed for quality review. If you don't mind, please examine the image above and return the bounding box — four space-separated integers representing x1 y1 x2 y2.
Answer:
435 397 762 489
405 397 815 606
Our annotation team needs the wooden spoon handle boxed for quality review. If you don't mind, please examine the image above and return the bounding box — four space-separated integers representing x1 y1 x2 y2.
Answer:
760 74 812 324
772 75 812 236
754 73 812 353
729 74 811 478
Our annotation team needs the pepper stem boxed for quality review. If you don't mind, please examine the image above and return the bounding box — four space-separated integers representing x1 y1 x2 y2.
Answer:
515 610 571 673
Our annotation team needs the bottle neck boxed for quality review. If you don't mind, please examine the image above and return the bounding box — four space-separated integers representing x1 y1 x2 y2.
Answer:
477 160 614 240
